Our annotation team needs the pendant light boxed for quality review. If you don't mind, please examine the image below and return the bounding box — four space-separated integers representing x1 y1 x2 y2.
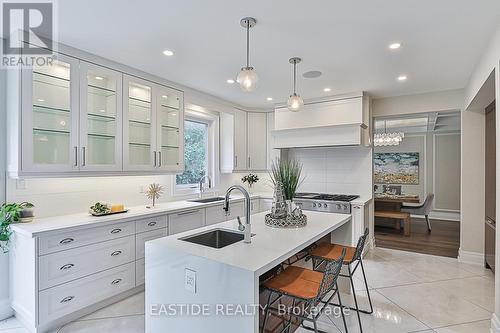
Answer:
287 57 304 111
236 17 258 92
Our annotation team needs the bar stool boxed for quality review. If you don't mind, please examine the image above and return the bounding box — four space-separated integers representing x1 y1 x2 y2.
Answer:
309 228 373 333
261 249 348 333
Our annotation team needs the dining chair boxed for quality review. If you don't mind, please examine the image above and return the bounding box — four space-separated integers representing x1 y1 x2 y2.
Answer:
401 193 435 232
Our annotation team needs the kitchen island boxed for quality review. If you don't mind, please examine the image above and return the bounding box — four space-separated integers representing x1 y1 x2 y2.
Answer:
145 210 352 333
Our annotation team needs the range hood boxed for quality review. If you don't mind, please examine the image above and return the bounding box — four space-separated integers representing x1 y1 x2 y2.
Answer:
272 93 371 148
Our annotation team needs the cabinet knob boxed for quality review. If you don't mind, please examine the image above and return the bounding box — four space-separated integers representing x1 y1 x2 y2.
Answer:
60 264 75 271
60 296 75 303
111 250 122 257
59 238 74 245
110 228 122 234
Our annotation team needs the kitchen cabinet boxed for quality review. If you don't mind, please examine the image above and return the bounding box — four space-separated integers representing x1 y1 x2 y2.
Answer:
20 54 80 174
168 209 206 235
79 62 123 171
7 47 184 177
233 109 248 171
220 110 269 172
123 76 184 172
247 112 267 170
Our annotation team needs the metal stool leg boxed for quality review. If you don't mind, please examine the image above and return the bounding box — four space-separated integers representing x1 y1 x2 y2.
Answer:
349 265 363 333
261 291 273 333
336 283 349 333
359 258 373 314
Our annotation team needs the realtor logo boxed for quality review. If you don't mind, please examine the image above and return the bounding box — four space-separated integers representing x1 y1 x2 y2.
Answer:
1 1 56 67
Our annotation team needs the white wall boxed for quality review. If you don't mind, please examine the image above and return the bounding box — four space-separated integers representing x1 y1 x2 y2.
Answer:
287 146 373 199
373 89 464 117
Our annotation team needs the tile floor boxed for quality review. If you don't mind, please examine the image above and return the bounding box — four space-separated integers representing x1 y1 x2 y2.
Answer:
0 247 494 333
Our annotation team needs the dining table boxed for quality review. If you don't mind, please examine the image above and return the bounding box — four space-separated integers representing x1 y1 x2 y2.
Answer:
374 194 421 234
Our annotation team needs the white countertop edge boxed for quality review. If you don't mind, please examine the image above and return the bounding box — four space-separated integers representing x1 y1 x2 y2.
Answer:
147 211 351 275
351 196 373 205
11 193 274 238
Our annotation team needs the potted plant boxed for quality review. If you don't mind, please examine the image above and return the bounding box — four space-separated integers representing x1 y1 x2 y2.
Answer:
0 202 33 253
241 174 259 193
269 159 303 202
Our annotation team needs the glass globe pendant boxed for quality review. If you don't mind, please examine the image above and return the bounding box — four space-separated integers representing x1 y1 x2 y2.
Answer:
287 57 304 112
237 17 258 92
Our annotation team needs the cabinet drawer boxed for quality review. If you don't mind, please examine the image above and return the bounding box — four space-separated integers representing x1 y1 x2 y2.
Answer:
39 235 135 290
205 204 226 226
39 262 135 325
225 202 244 221
135 216 167 233
39 222 135 255
136 229 166 259
168 209 205 235
136 258 145 286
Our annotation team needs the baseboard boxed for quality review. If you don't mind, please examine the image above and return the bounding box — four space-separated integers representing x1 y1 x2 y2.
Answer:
491 313 500 333
458 248 484 266
0 298 13 321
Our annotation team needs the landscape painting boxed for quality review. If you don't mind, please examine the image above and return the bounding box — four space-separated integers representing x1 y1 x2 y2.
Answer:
374 152 419 185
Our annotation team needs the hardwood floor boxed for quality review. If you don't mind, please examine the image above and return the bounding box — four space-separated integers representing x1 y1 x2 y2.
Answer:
375 217 460 258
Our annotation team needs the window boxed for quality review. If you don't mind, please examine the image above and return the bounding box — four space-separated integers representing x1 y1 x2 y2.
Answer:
176 120 209 186
174 110 219 196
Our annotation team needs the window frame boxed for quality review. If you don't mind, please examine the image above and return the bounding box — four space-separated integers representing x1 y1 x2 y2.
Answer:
173 110 219 197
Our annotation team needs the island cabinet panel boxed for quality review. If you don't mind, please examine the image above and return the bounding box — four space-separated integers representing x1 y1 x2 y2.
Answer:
39 235 135 290
168 209 206 235
38 262 135 325
39 221 135 255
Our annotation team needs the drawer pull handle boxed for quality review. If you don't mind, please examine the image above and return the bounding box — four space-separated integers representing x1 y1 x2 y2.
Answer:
60 296 74 303
110 228 122 234
111 278 122 285
148 221 157 227
60 264 74 271
59 238 74 245
177 210 199 216
111 250 122 257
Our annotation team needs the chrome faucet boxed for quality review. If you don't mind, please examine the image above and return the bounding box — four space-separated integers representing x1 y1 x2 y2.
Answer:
198 175 212 198
223 185 252 244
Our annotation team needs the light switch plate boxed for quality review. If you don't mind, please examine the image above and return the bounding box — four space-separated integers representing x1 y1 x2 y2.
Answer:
185 268 196 294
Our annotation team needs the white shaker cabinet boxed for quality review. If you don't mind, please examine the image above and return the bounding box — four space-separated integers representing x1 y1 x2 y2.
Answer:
233 109 248 171
168 209 206 235
247 112 267 170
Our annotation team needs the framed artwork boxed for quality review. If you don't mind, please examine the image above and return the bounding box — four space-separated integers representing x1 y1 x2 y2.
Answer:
374 152 419 185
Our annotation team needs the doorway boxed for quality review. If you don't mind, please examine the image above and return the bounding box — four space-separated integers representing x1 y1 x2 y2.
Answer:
373 111 461 257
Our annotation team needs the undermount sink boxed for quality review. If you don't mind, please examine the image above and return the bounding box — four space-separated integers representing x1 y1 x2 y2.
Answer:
180 229 247 249
188 197 225 203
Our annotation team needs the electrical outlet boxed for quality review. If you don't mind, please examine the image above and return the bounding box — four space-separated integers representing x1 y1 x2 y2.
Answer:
185 268 196 294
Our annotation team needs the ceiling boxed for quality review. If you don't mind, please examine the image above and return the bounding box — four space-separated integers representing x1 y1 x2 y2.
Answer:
56 0 500 108
374 111 461 133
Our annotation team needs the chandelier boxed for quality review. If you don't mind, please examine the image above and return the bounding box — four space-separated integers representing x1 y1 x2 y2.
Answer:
374 120 404 146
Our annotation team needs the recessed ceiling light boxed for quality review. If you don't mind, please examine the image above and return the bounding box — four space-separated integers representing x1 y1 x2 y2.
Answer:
99 109 106 113
95 76 104 80
226 79 235 84
162 49 174 56
389 42 401 50
37 98 45 102
266 97 273 101
323 88 331 92
397 75 407 81
161 95 168 99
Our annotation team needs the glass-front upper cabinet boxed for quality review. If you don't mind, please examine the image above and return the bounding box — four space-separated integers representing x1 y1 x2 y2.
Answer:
156 86 184 171
79 62 123 171
123 75 156 171
21 54 80 173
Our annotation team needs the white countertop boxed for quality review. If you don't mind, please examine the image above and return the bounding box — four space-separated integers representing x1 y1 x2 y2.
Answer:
11 192 273 237
147 211 351 275
351 196 373 205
